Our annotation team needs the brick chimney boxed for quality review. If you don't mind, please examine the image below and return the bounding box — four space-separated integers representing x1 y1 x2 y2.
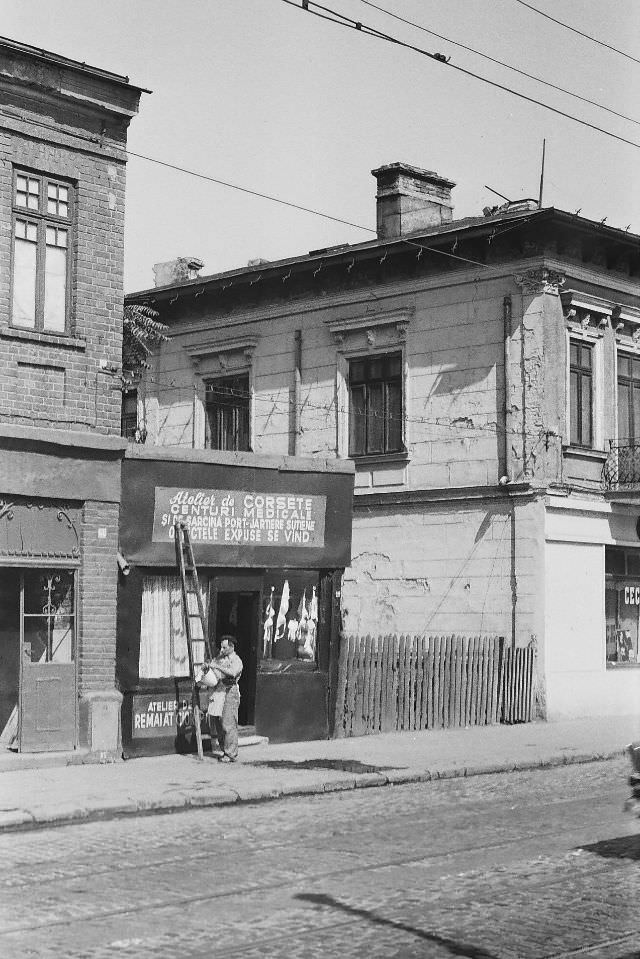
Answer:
152 257 204 287
372 162 456 239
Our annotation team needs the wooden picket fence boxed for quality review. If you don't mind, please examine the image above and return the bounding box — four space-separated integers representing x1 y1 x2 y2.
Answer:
333 634 535 738
500 644 535 724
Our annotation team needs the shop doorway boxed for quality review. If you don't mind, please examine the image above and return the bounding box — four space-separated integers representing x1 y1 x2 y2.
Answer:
211 585 259 727
0 569 76 752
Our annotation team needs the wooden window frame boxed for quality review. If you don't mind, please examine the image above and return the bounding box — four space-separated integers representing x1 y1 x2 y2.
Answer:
569 339 593 449
347 352 404 457
10 168 73 333
121 389 139 441
204 373 251 452
616 351 640 445
20 568 76 664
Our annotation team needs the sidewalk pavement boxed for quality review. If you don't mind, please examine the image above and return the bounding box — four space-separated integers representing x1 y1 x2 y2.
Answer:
1 715 638 834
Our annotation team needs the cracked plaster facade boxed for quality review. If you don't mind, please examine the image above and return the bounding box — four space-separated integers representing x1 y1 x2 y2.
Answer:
129 205 640 721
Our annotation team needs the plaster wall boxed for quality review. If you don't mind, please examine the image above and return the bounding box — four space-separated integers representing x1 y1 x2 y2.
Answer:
148 270 530 493
544 501 640 718
342 495 544 649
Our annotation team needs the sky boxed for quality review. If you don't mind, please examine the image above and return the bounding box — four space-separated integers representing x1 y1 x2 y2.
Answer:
2 0 640 292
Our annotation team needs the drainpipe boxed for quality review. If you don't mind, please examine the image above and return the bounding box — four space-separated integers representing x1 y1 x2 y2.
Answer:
503 295 513 482
503 295 517 648
293 329 302 455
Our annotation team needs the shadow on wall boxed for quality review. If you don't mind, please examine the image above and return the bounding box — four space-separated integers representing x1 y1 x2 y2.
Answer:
426 364 496 400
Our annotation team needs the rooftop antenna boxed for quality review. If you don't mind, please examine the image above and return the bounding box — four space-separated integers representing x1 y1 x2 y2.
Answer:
538 138 546 208
484 185 512 203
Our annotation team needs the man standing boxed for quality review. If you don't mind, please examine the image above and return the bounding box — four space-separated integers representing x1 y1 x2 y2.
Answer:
210 635 243 763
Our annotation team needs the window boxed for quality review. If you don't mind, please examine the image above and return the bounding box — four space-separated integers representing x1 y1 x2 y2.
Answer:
348 353 403 456
205 374 250 452
260 571 320 669
605 547 640 666
569 341 592 448
139 576 208 678
22 570 75 664
121 390 140 441
11 170 72 333
617 353 640 444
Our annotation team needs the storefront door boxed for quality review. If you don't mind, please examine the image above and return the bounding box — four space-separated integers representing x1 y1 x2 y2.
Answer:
19 569 76 752
0 570 20 748
211 577 260 727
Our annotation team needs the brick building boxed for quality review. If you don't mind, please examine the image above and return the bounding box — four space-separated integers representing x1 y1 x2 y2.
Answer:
126 162 640 724
0 38 145 754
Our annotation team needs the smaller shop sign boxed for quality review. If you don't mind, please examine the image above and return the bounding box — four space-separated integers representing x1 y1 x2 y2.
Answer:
623 586 640 605
152 488 326 548
131 693 193 739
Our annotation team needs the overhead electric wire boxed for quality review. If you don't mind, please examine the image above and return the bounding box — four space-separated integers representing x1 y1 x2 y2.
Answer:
280 0 640 151
0 107 496 271
135 372 553 443
513 0 640 67
358 0 640 128
126 149 376 234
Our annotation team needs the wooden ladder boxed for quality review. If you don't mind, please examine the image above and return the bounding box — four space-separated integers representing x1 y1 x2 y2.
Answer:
175 522 213 760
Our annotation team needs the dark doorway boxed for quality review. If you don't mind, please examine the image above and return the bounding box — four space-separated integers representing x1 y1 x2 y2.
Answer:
0 569 20 746
213 589 259 727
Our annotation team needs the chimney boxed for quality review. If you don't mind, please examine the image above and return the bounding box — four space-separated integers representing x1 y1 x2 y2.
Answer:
152 257 204 287
372 162 456 240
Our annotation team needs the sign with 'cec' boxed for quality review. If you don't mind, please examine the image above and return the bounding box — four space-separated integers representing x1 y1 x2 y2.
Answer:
151 487 326 547
623 585 640 605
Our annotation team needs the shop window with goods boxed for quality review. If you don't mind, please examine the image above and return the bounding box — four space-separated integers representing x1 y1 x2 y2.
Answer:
260 570 319 668
605 547 640 665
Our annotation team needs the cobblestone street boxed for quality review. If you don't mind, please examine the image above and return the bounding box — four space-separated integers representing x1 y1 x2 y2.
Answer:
0 757 638 958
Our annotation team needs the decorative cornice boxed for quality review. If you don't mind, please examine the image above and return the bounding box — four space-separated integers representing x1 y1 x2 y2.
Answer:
514 268 565 295
560 289 614 316
354 481 536 509
185 335 259 372
614 303 640 326
325 308 412 347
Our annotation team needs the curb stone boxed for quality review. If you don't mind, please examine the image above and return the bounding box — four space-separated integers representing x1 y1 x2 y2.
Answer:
188 789 240 807
353 773 388 789
0 810 34 829
234 785 283 802
280 778 326 797
385 769 428 785
322 778 356 792
0 750 627 835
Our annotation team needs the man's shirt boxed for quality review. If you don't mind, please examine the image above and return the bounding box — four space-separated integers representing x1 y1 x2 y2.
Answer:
214 651 243 686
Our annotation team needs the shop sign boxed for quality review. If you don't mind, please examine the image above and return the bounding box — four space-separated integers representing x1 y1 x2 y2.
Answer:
131 693 192 739
624 585 640 605
151 488 326 548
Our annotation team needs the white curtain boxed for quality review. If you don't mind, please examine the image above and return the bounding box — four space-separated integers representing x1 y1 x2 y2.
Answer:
139 576 207 678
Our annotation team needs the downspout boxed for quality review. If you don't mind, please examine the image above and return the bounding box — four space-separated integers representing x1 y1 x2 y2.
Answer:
503 295 513 482
293 329 302 455
503 294 517 648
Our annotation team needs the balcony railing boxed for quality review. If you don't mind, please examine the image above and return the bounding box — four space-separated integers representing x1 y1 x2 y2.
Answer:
603 440 640 490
